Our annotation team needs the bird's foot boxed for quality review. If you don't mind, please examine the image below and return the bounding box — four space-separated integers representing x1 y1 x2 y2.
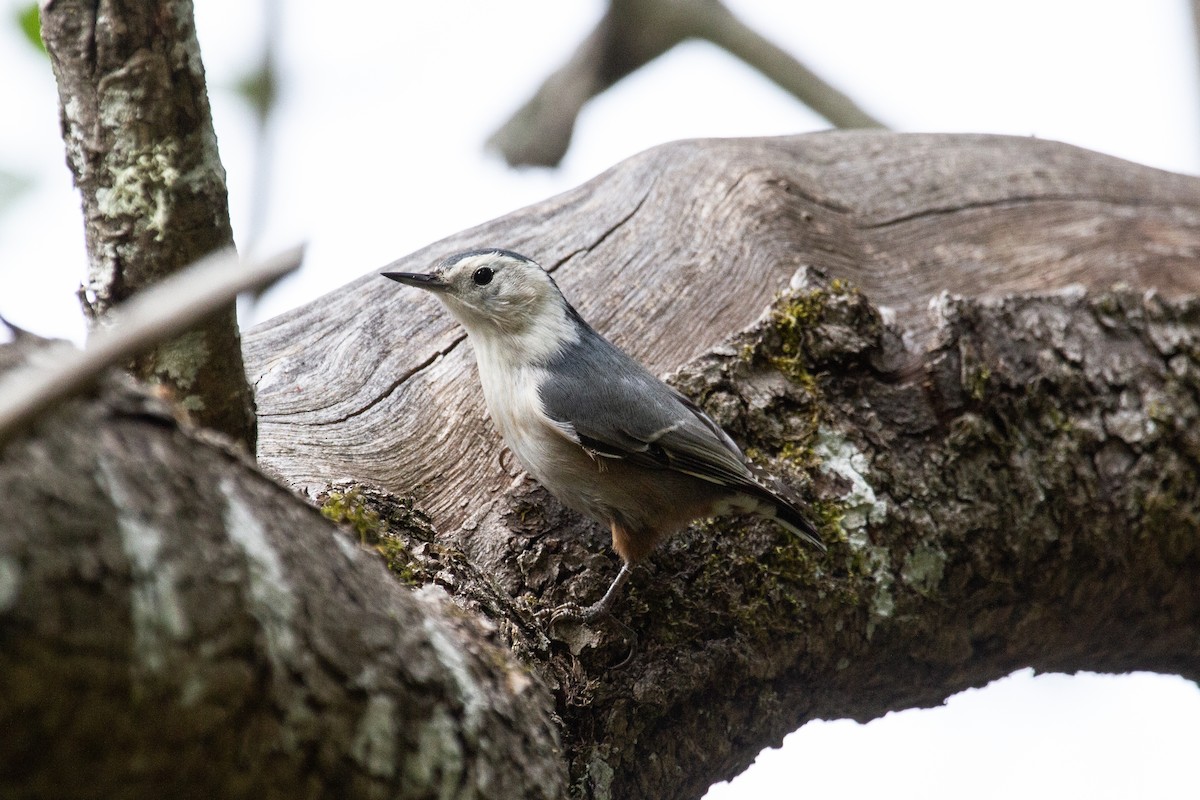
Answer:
549 599 610 626
548 600 638 668
549 562 632 626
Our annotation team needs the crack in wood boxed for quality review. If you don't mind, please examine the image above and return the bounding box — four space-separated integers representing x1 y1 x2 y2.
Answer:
862 193 1190 229
559 183 653 267
318 333 469 426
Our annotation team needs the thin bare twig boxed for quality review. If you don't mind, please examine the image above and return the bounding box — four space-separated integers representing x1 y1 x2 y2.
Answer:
0 246 304 444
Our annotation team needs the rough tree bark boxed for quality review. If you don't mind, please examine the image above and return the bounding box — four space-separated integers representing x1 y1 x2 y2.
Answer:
41 0 257 448
0 337 564 798
3 133 1199 799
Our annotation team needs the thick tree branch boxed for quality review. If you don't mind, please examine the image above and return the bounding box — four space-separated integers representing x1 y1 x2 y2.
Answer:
244 133 1200 798
5 134 1199 799
0 339 565 798
250 133 1200 512
488 0 884 167
41 0 257 447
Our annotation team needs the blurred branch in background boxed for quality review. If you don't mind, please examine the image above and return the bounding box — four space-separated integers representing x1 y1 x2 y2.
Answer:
233 0 282 253
488 0 886 168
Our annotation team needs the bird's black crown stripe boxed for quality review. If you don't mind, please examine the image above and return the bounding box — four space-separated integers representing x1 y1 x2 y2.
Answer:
444 248 533 267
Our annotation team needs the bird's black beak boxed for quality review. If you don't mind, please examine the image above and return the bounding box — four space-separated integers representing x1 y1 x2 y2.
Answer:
382 271 448 291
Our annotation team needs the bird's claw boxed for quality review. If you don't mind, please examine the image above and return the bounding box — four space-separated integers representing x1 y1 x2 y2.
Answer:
547 600 638 668
549 600 608 626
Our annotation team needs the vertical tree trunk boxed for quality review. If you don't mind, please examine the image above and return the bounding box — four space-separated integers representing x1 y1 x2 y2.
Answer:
42 0 256 448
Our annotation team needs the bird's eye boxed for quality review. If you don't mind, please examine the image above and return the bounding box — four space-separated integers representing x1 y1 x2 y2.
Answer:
472 267 494 286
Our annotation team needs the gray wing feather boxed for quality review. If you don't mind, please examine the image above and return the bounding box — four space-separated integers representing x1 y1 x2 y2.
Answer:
537 330 754 488
538 328 825 550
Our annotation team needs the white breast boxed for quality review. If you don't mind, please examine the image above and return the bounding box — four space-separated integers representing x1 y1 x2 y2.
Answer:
477 358 552 465
472 351 599 514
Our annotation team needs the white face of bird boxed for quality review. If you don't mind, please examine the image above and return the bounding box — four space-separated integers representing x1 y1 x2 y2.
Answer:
384 249 570 340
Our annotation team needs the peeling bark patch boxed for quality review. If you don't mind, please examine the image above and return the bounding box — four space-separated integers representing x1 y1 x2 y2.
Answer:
0 555 21 613
116 515 188 673
94 139 183 243
584 751 616 800
98 454 189 674
417 586 486 731
1103 393 1158 446
900 543 946 595
350 694 399 779
153 329 211 403
405 706 466 794
220 477 298 663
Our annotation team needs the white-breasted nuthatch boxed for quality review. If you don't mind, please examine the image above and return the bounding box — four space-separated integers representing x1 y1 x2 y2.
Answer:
384 249 824 621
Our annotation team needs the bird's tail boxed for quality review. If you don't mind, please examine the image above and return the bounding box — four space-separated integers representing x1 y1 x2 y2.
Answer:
740 470 826 551
768 496 826 552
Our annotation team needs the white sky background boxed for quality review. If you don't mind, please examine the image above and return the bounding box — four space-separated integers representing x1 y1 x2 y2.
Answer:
1 1 1199 797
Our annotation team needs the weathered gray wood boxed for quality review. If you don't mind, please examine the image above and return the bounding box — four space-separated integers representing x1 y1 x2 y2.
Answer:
246 133 1200 523
241 133 1200 799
